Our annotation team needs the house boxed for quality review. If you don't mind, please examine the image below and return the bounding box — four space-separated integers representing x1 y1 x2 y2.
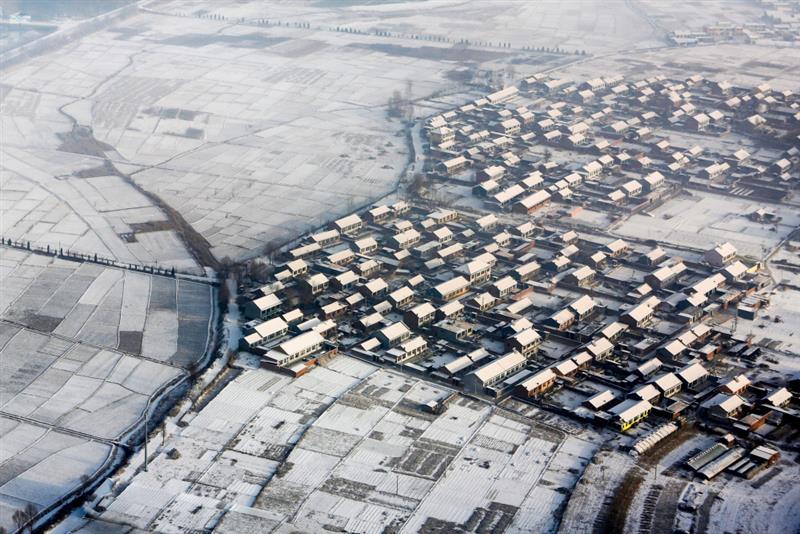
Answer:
507 328 542 358
585 390 616 411
404 302 436 329
610 399 652 431
553 358 579 378
432 276 470 302
658 339 688 361
514 261 541 282
437 155 470 175
720 374 750 395
600 321 627 341
333 213 363 234
545 308 576 331
763 387 792 408
701 393 746 420
285 259 308 277
243 317 289 348
643 171 665 191
677 361 710 390
653 373 682 398
490 276 517 299
263 330 326 367
459 259 492 285
435 320 474 343
568 265 596 287
354 236 378 255
391 229 421 250
328 249 355 266
514 368 557 402
356 312 384 333
311 229 340 248
368 205 392 223
388 286 415 310
244 293 282 320
361 277 389 299
586 337 614 360
605 239 630 257
722 261 747 281
321 301 347 320
635 357 662 378
705 242 737 267
464 351 527 393
436 299 464 321
621 300 657 328
387 336 427 364
357 259 381 278
377 322 412 348
513 190 552 214
469 292 497 312
299 273 329 298
569 295 596 320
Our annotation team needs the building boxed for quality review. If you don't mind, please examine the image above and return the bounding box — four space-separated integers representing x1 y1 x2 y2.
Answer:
513 190 552 214
517 368 557 399
586 337 614 360
388 286 415 309
705 242 737 267
610 399 652 431
264 330 326 367
653 372 682 398
244 293 282 320
701 393 746 420
459 259 492 285
354 236 378 255
678 361 710 390
720 374 751 395
361 277 389 299
490 276 517 298
507 328 542 357
333 213 363 234
300 273 329 298
242 317 289 348
432 276 470 302
387 335 427 364
404 302 436 329
544 309 576 331
621 300 657 328
464 351 527 393
377 322 412 348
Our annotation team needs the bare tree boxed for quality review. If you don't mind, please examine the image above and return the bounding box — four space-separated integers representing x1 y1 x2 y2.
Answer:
12 503 37 533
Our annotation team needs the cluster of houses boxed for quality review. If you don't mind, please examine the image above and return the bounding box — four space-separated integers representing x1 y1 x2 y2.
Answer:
236 73 797 481
238 197 795 446
428 72 797 213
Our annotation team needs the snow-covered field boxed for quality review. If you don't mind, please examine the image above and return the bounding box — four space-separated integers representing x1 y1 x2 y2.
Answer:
615 192 800 260
66 358 597 533
0 249 213 532
0 248 212 366
1 5 565 261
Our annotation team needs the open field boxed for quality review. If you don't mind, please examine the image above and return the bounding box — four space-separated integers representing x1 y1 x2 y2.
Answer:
0 248 214 532
615 191 800 260
153 0 662 54
68 357 599 533
0 4 571 262
0 248 213 366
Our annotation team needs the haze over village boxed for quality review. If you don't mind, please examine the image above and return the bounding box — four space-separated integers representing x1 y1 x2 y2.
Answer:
0 1 799 533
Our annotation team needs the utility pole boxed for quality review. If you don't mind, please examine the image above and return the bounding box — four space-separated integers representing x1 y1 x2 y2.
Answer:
143 397 151 472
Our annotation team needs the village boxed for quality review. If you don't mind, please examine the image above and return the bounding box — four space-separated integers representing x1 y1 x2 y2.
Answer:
234 71 800 500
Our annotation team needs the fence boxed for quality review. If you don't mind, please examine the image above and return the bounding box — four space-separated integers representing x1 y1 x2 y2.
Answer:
0 237 202 281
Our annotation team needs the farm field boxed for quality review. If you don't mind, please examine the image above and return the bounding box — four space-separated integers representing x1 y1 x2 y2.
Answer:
0 248 214 532
0 1 575 262
68 357 600 533
0 248 213 366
